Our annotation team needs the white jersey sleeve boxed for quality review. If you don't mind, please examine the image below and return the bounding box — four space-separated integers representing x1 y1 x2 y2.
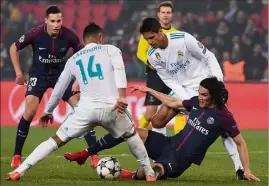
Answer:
148 56 190 100
45 60 74 114
184 32 223 81
107 46 127 88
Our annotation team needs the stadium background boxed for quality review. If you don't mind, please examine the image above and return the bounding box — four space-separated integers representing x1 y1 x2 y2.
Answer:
0 0 268 129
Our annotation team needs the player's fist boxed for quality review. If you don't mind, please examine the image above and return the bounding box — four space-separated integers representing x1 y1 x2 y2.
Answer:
113 97 128 113
130 85 150 93
244 171 260 181
72 80 80 94
15 74 27 85
39 112 54 128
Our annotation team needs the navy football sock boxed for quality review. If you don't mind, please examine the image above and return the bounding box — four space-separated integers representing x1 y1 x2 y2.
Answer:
14 117 31 155
87 133 124 155
84 130 97 148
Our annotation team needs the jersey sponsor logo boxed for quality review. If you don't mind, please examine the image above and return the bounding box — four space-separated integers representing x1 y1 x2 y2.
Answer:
39 55 65 63
192 106 198 110
19 35 25 43
207 117 214 124
188 117 209 135
169 60 190 74
39 47 46 50
155 52 161 60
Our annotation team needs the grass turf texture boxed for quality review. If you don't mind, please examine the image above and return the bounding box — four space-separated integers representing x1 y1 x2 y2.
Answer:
1 127 268 186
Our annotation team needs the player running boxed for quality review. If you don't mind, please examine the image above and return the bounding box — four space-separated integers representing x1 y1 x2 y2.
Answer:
7 22 156 182
9 5 99 168
137 1 185 135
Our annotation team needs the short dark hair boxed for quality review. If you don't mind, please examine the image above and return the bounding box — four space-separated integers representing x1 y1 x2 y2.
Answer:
139 18 162 34
158 1 174 12
46 5 61 17
83 22 103 41
200 77 229 108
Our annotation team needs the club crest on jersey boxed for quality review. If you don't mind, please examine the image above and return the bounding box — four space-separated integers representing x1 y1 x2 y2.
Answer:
207 117 214 124
178 50 183 56
155 53 161 60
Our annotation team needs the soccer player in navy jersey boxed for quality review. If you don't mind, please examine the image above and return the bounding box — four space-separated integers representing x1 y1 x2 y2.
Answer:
65 77 260 181
9 5 99 168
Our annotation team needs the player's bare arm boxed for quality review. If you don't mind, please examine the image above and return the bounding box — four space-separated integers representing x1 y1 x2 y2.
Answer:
232 134 260 181
131 85 182 109
9 43 26 85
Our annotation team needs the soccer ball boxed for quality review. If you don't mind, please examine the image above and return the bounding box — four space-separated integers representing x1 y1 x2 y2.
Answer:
96 157 121 179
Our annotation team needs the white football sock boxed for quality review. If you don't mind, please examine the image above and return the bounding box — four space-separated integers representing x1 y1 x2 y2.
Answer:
14 137 58 176
222 136 243 171
152 127 167 136
126 133 155 176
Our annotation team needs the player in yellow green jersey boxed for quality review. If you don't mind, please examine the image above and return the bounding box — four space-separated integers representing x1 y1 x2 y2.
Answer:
137 1 185 135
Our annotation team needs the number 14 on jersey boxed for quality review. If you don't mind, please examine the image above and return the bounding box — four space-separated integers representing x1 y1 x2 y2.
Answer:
76 55 104 84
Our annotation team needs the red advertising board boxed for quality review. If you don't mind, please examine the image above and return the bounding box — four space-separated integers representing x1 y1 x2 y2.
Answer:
1 81 268 129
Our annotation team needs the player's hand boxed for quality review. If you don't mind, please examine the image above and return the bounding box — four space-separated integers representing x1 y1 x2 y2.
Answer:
130 85 150 93
15 74 27 85
244 170 260 181
39 112 54 128
72 80 80 94
113 97 128 113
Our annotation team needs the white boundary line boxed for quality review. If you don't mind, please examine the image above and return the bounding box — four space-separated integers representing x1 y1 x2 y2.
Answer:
0 151 267 159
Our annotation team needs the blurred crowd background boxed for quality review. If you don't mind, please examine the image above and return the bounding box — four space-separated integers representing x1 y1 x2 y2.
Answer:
1 0 268 82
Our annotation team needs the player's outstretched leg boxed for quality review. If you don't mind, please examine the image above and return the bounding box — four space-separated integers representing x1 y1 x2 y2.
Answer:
124 127 156 181
65 133 124 166
11 95 39 168
7 135 66 181
221 133 245 180
84 130 100 167
67 94 100 168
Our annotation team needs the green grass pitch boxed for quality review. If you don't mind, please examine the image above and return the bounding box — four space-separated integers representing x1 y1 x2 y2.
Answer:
1 127 268 186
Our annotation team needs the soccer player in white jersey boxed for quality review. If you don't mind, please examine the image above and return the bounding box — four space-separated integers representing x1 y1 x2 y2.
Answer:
139 18 245 179
7 23 156 182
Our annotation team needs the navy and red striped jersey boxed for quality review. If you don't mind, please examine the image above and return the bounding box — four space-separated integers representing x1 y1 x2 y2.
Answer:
172 96 240 165
15 24 83 76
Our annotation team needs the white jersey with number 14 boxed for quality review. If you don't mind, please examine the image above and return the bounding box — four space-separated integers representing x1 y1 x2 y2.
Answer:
44 43 127 114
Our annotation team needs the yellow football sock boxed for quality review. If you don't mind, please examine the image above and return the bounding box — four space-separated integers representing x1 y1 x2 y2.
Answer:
174 115 186 134
139 115 150 128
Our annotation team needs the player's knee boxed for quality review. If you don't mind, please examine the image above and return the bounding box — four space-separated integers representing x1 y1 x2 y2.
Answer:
151 115 167 128
23 107 37 121
121 126 136 139
52 135 66 148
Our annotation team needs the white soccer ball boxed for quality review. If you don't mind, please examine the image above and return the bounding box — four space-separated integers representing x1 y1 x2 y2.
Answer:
96 157 121 179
